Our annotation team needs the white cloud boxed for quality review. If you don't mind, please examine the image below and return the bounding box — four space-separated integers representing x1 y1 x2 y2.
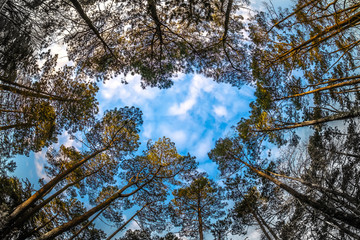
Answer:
142 123 153 139
169 97 196 116
247 229 261 239
172 72 186 82
33 131 82 182
34 150 50 182
98 72 254 177
160 127 187 148
51 44 71 69
213 105 228 117
101 74 160 105
127 220 140 230
169 74 215 116
61 132 79 148
192 133 213 160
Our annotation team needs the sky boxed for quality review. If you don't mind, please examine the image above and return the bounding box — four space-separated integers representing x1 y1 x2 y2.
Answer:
99 73 255 175
13 72 257 239
10 0 294 238
97 73 257 239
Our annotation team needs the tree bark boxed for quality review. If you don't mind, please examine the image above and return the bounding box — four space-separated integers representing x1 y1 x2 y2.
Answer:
0 82 79 102
0 123 33 131
68 0 117 59
222 0 233 41
0 147 108 238
69 207 107 240
256 209 279 240
11 166 105 231
229 152 360 229
106 203 149 240
250 207 273 240
255 110 360 132
38 181 136 240
274 77 360 101
272 10 360 63
17 213 59 240
197 194 204 240
266 170 358 205
266 0 321 33
38 167 162 240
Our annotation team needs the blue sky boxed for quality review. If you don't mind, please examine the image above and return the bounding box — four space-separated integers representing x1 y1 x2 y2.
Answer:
13 42 257 194
10 0 294 238
99 73 255 176
97 73 256 239
13 72 256 239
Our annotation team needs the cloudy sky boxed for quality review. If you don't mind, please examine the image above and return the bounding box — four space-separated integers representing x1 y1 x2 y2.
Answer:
98 73 256 239
13 71 256 239
10 0 294 238
99 73 255 176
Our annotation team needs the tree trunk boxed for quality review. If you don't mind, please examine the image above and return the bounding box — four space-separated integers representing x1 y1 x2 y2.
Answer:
266 170 358 205
324 148 360 159
106 203 149 240
0 123 33 131
38 181 136 240
250 207 273 240
274 77 360 101
198 197 204 240
272 10 360 63
0 83 78 102
69 207 107 240
256 209 279 240
255 110 360 132
222 0 233 40
230 153 360 229
68 0 117 59
10 166 105 231
17 213 59 240
38 167 161 240
0 147 108 237
267 0 321 33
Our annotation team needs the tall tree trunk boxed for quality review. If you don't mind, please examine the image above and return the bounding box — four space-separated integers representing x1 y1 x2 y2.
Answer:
255 110 360 132
69 207 107 240
229 152 360 229
0 147 108 238
324 148 360 159
17 213 59 240
222 0 233 40
256 209 279 240
272 10 360 63
274 77 360 101
198 197 204 240
38 167 162 240
266 170 358 205
0 123 33 131
38 181 136 240
249 207 272 240
68 0 117 59
106 203 149 240
0 83 78 102
11 166 105 231
266 0 321 33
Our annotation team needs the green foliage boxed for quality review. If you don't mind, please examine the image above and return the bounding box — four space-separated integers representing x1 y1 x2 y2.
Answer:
170 174 227 239
2 0 360 239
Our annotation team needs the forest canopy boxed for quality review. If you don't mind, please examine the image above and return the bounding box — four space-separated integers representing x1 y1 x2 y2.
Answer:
1 0 360 239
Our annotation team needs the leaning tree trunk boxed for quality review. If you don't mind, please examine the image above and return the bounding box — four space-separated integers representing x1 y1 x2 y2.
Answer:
106 203 149 240
249 207 273 240
0 147 109 238
230 153 360 230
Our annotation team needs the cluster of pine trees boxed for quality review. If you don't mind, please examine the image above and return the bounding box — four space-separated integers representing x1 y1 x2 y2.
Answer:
1 0 359 239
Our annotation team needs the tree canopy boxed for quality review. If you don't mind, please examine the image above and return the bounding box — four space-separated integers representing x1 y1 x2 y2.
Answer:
1 0 360 239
